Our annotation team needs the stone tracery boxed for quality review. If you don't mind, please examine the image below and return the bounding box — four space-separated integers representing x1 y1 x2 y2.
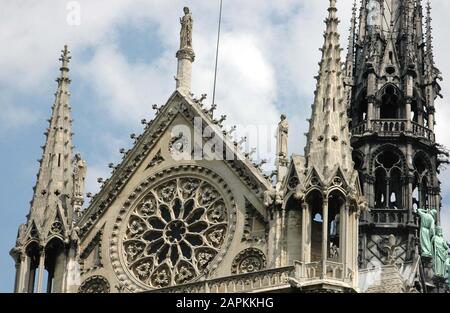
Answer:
115 171 234 289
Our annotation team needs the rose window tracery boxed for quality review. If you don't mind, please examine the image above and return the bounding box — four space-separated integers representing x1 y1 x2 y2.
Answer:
121 176 230 288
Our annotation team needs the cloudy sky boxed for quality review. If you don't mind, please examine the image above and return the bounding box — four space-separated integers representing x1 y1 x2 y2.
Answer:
0 0 449 292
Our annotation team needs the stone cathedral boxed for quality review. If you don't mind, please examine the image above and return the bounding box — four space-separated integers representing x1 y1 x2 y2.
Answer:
10 0 450 293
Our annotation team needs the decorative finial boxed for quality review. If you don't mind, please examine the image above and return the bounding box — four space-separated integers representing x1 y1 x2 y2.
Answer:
59 45 71 71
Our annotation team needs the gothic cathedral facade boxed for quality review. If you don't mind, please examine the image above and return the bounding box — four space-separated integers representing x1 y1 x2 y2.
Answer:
10 0 449 293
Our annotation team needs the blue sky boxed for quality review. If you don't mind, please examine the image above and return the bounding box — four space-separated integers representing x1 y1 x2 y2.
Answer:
1 0 450 292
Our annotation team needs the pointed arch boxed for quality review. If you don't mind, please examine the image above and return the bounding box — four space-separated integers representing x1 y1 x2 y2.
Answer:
371 145 406 209
44 237 66 293
305 190 324 262
377 83 404 119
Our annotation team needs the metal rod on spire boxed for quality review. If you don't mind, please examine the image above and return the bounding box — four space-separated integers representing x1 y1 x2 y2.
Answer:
212 0 223 106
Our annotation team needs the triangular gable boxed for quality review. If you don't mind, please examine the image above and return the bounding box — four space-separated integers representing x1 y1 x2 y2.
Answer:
281 155 305 193
77 90 271 238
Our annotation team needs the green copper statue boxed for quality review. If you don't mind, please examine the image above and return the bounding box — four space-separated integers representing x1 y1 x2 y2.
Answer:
416 208 437 258
446 257 450 289
432 227 449 278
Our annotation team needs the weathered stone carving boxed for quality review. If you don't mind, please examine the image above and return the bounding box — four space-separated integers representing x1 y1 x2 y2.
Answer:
112 168 236 290
277 114 289 159
73 153 87 198
231 248 266 274
180 7 193 49
78 275 110 293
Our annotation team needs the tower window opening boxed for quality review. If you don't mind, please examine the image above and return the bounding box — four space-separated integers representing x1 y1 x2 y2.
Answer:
307 191 323 262
328 192 344 262
380 85 402 119
374 150 404 209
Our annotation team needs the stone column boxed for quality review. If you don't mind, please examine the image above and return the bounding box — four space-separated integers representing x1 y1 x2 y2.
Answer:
418 108 424 126
301 203 308 263
176 48 195 94
367 96 375 130
406 175 414 224
36 250 45 293
13 260 20 293
406 98 412 132
322 198 329 278
341 200 348 278
428 107 435 132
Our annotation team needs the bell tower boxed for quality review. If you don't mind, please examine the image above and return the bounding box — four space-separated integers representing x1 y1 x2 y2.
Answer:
348 0 445 280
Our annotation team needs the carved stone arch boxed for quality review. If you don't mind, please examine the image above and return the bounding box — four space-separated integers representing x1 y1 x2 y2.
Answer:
305 189 324 262
326 186 347 199
282 191 298 210
370 144 407 175
376 83 404 119
376 83 402 101
78 275 110 293
231 248 266 275
43 236 66 292
371 145 406 209
110 165 237 292
413 151 434 180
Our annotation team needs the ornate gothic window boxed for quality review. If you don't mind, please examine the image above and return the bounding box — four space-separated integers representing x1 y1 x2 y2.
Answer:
110 167 236 291
374 150 403 209
413 154 431 210
380 85 403 119
306 190 323 262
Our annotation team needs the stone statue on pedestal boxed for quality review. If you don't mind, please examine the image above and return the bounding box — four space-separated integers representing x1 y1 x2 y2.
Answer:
415 208 437 258
73 153 87 198
180 7 193 49
432 226 449 277
277 114 289 159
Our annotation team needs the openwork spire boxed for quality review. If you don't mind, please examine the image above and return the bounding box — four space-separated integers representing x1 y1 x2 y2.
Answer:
25 45 75 238
425 1 434 65
304 0 354 178
345 0 357 79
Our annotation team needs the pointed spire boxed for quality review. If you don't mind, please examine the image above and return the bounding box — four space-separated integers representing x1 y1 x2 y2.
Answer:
357 0 367 44
345 0 357 80
175 7 195 95
425 1 435 65
305 0 354 178
23 45 75 241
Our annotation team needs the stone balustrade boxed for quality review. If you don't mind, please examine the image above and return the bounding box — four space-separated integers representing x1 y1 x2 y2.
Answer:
295 261 353 283
351 120 434 141
370 209 409 224
146 266 295 293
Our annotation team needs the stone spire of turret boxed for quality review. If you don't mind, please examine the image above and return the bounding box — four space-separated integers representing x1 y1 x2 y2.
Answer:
25 45 76 239
425 1 435 67
345 0 357 80
344 0 357 108
304 0 354 178
175 7 195 95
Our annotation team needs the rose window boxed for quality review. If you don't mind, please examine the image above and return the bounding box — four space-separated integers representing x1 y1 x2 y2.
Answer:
121 177 229 288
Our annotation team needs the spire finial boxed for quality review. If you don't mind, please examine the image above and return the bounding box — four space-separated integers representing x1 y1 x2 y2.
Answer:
59 45 71 72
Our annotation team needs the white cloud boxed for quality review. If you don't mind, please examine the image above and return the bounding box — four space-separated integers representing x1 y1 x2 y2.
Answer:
1 0 450 241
